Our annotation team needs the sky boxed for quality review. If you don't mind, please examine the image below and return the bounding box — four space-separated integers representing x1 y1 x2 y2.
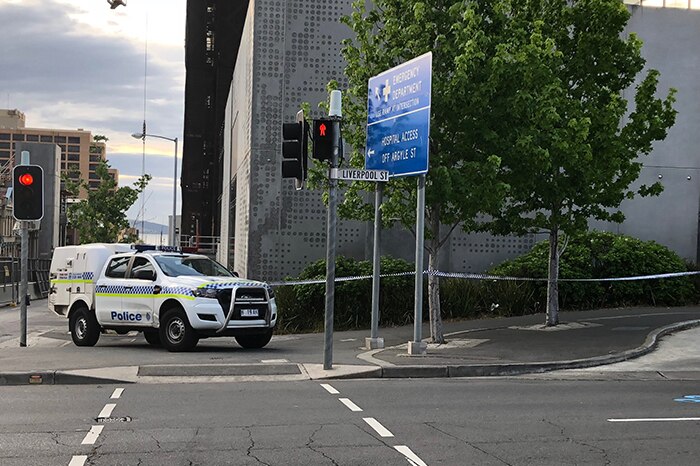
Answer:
0 0 187 230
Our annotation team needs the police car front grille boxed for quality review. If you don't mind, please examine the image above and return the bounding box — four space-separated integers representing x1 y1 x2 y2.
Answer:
217 287 269 320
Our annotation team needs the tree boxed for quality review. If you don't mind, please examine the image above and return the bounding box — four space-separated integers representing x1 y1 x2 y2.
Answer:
65 160 150 244
333 0 511 343
469 0 677 325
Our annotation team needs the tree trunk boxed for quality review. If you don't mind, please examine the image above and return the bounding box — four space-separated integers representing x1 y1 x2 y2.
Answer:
546 228 560 326
428 208 444 343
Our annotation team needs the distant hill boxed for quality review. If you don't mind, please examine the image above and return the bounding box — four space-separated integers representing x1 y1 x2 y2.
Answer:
129 220 168 235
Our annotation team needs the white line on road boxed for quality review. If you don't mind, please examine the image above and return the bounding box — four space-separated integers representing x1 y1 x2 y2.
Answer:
110 388 124 399
320 383 339 394
81 425 104 445
339 398 363 412
68 455 88 466
261 359 289 363
608 417 700 422
363 417 394 437
394 445 427 466
97 403 116 419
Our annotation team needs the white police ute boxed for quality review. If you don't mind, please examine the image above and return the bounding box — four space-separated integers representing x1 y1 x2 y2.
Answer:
49 244 277 351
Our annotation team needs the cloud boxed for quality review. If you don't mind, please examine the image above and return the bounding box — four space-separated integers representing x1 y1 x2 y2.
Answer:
0 0 186 226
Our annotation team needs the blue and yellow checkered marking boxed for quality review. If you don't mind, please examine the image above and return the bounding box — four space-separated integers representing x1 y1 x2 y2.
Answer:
198 281 272 292
52 271 95 284
96 284 195 300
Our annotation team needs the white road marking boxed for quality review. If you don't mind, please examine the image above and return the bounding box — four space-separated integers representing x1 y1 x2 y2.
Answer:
608 417 700 422
261 359 289 363
97 403 116 418
340 338 357 342
81 425 104 445
68 455 88 466
363 417 394 437
395 445 427 466
339 398 363 412
110 388 124 399
320 383 339 394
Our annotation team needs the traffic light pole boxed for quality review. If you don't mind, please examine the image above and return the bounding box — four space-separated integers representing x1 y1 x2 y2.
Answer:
20 223 28 347
19 150 30 347
323 90 342 370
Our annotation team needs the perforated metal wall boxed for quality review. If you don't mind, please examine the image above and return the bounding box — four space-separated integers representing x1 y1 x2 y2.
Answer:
222 2 700 281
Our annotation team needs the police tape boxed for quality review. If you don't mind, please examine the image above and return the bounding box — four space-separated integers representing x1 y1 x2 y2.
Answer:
268 269 700 287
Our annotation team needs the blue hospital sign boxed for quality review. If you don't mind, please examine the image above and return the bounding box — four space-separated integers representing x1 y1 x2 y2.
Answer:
365 52 432 178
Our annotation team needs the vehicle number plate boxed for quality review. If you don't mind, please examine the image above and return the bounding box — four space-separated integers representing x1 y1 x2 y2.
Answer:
240 308 258 317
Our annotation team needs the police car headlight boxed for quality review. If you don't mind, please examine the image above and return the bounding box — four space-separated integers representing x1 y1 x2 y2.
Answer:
192 288 219 299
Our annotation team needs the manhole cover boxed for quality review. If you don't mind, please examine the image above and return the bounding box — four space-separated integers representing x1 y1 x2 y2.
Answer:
96 416 132 423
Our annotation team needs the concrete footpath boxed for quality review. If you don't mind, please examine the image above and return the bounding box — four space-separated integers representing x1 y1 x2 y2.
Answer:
1 301 700 385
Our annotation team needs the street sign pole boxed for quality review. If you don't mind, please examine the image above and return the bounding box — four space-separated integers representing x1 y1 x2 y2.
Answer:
408 175 427 354
323 90 342 370
366 182 384 349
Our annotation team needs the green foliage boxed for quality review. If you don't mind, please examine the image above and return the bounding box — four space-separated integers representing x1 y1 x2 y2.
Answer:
491 231 696 308
274 255 415 333
64 160 150 244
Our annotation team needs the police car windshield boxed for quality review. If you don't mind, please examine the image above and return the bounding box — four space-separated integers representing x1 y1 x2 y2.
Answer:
154 255 233 277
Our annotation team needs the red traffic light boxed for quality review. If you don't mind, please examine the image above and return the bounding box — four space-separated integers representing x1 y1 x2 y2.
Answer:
19 173 34 186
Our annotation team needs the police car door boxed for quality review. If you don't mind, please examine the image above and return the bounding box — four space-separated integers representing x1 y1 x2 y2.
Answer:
120 256 156 327
95 256 131 325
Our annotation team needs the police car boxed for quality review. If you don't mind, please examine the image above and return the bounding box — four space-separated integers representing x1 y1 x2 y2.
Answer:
49 244 277 351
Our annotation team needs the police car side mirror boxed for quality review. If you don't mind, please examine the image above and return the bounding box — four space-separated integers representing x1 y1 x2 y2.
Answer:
232 271 239 278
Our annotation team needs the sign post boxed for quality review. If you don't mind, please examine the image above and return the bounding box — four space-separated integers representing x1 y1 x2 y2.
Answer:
365 52 432 355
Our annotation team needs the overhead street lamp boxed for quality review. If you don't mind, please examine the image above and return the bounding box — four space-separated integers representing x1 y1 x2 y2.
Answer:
131 132 179 247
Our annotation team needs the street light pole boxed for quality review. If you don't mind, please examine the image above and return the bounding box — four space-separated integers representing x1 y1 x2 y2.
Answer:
131 132 179 246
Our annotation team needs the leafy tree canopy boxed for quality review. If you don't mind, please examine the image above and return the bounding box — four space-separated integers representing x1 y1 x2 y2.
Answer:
64 160 150 244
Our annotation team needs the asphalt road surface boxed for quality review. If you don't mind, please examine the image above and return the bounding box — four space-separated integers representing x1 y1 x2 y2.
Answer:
2 375 700 465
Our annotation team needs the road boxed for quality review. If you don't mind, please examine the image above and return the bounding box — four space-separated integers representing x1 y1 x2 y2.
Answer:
2 370 700 464
3 303 700 465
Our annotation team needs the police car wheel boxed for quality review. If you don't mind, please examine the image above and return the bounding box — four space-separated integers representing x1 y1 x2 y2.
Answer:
70 307 100 347
235 329 273 349
159 309 198 352
143 330 161 346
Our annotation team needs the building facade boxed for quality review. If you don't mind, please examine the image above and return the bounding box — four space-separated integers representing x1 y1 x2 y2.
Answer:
199 2 700 281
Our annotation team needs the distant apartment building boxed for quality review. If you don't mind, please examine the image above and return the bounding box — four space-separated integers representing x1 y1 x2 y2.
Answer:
0 109 118 196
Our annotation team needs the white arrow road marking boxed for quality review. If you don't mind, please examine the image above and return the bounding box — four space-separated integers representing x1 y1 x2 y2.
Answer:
68 455 88 466
395 445 427 466
608 417 700 422
97 403 116 419
363 417 393 437
110 388 124 399
339 398 363 412
81 425 104 445
320 383 339 394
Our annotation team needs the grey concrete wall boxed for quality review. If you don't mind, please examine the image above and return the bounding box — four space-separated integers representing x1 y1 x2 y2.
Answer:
14 142 60 260
591 6 700 262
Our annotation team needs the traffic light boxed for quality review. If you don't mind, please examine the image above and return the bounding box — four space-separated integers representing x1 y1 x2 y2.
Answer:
281 110 308 190
13 164 44 221
312 118 334 162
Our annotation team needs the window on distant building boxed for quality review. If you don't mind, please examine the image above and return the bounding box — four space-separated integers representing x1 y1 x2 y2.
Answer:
0 133 10 141
0 142 9 150
89 172 101 180
40 135 53 143
0 151 9 159
12 134 24 141
26 134 39 142
55 136 66 143
67 145 80 153
68 163 80 171
68 154 80 161
68 136 80 144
